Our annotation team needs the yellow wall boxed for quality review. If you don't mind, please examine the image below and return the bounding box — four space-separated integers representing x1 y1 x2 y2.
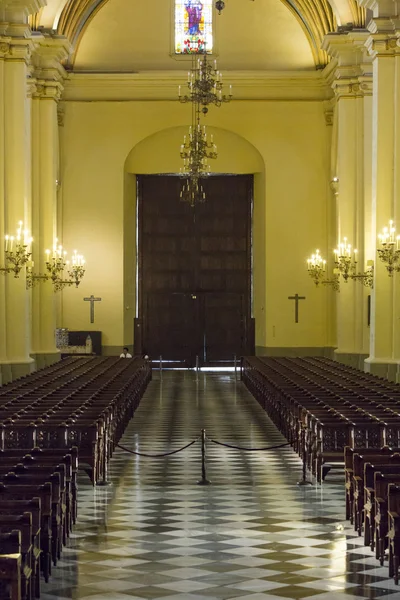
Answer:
60 100 332 352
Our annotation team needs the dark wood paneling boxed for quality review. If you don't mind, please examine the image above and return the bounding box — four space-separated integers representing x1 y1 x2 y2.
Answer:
138 174 253 364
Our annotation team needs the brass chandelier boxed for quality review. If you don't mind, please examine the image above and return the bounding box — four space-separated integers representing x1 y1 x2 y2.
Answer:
179 103 218 207
179 52 232 116
178 46 233 206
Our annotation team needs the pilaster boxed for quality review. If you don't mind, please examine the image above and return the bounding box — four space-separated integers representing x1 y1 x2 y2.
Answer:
3 35 35 377
30 33 70 367
357 0 400 378
322 32 372 363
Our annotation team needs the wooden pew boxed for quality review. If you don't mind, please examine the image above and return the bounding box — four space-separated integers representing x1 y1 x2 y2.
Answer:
388 484 400 584
0 536 21 600
0 514 32 600
0 483 52 584
0 500 41 599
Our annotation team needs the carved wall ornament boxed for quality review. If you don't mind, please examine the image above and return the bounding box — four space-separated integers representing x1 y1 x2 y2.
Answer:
324 110 334 126
0 42 10 56
57 106 65 127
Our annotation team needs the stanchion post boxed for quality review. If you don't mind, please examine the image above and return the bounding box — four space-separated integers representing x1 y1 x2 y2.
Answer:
234 354 237 379
197 428 211 485
297 426 312 486
97 428 112 486
196 355 199 372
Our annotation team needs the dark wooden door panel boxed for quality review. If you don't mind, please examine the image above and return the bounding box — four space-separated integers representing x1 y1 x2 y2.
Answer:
138 174 253 364
144 292 198 362
203 293 244 362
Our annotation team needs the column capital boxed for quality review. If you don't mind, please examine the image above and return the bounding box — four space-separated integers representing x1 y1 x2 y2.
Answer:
0 37 10 58
322 31 371 66
322 31 373 99
31 33 71 100
6 37 33 62
32 79 64 100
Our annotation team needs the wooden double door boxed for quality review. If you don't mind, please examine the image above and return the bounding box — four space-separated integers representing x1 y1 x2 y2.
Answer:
136 175 254 366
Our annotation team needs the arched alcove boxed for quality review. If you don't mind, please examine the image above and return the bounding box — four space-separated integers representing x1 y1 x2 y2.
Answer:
123 126 266 351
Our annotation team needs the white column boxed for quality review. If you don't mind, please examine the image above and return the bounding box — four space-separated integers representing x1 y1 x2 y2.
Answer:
31 36 69 368
4 38 35 378
323 32 372 369
0 40 9 384
359 0 400 379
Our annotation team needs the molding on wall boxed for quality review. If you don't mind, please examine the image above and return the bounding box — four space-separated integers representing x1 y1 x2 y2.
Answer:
364 359 400 383
255 346 334 358
333 351 369 372
30 352 61 371
0 364 13 386
62 71 333 103
9 360 36 382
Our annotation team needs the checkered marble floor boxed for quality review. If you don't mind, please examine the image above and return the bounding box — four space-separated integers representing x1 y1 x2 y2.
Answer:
40 371 400 600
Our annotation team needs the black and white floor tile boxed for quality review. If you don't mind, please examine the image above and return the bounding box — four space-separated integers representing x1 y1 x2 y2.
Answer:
40 371 400 600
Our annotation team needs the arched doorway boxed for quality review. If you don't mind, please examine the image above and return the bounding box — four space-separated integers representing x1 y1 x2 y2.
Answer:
124 126 265 365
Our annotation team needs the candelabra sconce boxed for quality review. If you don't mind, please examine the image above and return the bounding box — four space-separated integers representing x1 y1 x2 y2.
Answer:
307 249 340 292
0 222 33 278
26 243 85 292
178 53 233 115
377 220 400 276
334 238 357 282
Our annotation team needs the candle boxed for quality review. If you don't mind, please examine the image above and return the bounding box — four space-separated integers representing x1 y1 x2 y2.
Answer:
229 84 233 96
5 235 9 252
178 85 181 97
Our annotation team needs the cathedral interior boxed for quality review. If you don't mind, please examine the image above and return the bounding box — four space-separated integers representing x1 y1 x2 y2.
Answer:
1 0 400 598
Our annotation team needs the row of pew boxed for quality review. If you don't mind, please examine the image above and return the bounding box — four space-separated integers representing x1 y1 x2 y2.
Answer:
345 446 400 584
0 356 151 599
242 355 400 584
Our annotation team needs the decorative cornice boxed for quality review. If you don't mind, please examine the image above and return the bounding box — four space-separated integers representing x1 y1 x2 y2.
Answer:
31 32 71 83
61 71 333 102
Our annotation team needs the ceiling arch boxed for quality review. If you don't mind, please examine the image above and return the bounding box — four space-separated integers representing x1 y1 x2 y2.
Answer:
30 0 366 70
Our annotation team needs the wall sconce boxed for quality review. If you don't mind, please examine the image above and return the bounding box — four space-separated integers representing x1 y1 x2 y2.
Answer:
307 249 340 291
377 220 400 275
0 222 33 278
26 240 86 292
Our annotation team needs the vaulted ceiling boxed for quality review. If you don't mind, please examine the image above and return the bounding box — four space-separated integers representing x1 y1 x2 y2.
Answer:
30 0 366 71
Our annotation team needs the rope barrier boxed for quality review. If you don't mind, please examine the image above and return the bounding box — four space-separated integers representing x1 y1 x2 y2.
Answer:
116 439 198 458
208 439 291 451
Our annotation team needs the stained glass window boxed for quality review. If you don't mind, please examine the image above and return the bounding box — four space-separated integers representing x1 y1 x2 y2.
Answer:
175 0 213 54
